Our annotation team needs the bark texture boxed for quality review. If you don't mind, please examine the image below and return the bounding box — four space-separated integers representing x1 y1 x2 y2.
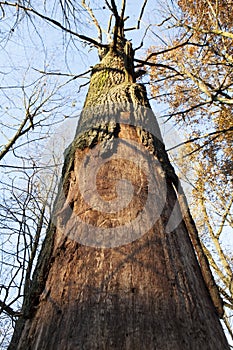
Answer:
9 40 229 349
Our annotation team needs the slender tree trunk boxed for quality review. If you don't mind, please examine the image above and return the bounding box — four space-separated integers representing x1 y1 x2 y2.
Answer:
9 39 229 349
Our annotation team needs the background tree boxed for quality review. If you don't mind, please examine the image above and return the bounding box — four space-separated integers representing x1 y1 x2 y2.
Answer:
0 2 84 346
146 0 233 337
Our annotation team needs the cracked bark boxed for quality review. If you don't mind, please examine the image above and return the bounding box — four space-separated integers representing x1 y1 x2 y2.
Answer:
9 40 229 350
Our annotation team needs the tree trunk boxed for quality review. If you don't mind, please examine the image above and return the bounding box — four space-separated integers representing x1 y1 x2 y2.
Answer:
9 40 229 349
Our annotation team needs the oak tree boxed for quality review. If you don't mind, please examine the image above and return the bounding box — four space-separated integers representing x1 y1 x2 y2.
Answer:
0 1 230 349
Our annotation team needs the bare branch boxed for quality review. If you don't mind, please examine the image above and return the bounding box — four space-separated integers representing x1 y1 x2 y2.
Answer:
167 126 233 152
134 58 181 74
120 0 126 24
109 0 121 48
205 0 222 29
216 197 233 239
223 314 233 341
107 13 113 35
134 24 151 51
136 0 147 30
110 0 119 20
219 288 233 306
0 115 33 161
142 38 209 61
223 302 233 311
124 0 147 31
81 0 102 43
200 197 233 282
181 22 233 39
32 68 92 79
105 0 113 12
0 1 107 48
202 244 229 288
0 300 21 317
184 134 223 157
